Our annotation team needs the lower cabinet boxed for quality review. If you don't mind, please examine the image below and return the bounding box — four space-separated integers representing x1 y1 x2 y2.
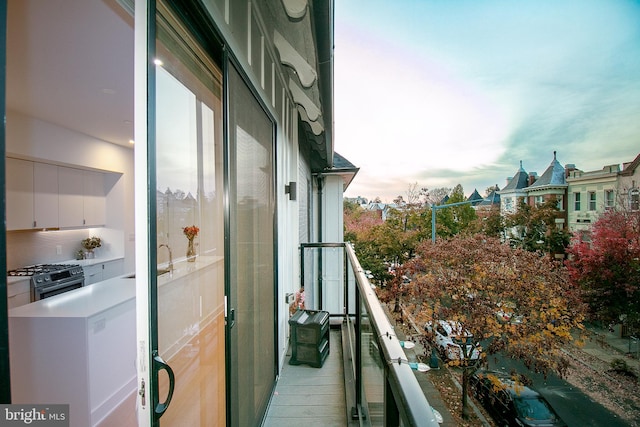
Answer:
9 297 137 427
7 278 31 309
83 259 125 285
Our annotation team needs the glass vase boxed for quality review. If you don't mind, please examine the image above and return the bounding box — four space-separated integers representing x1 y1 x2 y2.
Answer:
186 237 196 262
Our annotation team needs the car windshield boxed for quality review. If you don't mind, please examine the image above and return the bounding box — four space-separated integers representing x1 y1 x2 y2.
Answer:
514 397 557 421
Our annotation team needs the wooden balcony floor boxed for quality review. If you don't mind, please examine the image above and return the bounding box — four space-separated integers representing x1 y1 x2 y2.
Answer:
263 329 348 427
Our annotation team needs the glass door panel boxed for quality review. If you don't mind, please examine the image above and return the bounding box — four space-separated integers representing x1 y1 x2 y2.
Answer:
227 63 276 427
153 4 225 425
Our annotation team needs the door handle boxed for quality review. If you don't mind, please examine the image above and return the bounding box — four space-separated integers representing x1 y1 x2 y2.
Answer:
152 351 175 420
228 308 235 328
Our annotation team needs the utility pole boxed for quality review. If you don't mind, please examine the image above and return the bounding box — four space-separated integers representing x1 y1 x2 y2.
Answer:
431 200 473 242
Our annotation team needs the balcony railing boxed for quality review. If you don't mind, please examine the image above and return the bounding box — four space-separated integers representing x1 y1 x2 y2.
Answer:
300 243 440 427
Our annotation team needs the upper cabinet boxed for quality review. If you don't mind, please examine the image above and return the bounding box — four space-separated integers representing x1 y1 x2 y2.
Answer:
34 163 59 229
6 158 36 230
6 158 107 230
58 167 85 228
83 170 107 227
6 158 58 229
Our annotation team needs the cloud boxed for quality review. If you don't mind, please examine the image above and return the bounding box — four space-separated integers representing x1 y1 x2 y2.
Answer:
337 0 640 201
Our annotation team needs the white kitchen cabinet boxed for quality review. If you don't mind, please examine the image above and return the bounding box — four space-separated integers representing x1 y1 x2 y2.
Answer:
84 259 125 285
9 283 137 427
83 170 106 227
6 159 59 230
6 158 35 230
58 166 85 228
34 162 59 229
101 259 124 280
59 167 106 228
7 160 107 230
83 264 103 285
7 278 31 309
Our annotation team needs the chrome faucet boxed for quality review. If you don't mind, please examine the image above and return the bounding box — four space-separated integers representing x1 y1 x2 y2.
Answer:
159 244 173 272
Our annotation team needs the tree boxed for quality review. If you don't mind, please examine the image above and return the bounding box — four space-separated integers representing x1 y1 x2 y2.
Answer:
565 208 640 330
506 198 571 256
433 184 477 238
404 234 585 419
343 201 390 281
485 185 499 197
473 206 504 238
423 187 452 206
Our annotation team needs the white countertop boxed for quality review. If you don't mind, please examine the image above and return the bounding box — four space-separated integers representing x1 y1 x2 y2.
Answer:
63 256 124 267
8 276 135 318
8 255 222 319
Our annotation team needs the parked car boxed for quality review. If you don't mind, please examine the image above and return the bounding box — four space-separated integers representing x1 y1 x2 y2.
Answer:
425 320 481 361
469 370 567 427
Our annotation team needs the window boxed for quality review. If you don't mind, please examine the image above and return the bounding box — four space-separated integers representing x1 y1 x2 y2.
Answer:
605 190 615 209
504 197 513 212
588 191 596 211
574 192 581 211
556 195 564 211
631 188 639 211
534 195 543 206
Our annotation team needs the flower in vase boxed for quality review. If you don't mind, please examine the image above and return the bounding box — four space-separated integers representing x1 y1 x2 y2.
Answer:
81 236 102 251
183 225 199 240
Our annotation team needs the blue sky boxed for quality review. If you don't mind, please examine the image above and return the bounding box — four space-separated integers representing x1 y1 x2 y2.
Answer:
334 0 640 202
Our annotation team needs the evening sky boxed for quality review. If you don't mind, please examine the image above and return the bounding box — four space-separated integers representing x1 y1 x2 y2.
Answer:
334 0 640 202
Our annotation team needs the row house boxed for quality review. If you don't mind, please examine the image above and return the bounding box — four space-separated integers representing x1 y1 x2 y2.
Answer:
497 151 640 241
523 152 570 231
566 164 620 235
567 152 640 237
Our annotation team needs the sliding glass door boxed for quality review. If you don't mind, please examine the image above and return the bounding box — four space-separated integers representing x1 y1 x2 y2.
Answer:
140 2 277 426
226 63 277 427
149 2 225 425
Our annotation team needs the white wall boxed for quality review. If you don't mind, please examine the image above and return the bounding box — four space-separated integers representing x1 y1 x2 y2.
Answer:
321 174 345 316
322 175 345 243
5 110 135 273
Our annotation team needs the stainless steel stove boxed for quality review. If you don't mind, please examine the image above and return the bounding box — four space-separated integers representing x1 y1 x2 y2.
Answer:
8 264 85 301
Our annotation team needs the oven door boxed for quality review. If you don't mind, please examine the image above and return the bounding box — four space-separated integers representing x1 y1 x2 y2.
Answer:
32 278 85 301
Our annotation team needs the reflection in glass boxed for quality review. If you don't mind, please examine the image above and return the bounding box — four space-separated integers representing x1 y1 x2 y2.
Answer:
154 4 225 425
228 64 276 427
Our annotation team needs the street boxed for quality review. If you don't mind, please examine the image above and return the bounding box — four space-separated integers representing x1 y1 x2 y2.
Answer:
484 354 632 427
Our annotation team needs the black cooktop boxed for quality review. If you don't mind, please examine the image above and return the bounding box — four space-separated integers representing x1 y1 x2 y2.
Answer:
8 264 80 277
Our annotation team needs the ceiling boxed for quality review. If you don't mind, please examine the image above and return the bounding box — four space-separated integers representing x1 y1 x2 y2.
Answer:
5 0 334 169
6 0 135 148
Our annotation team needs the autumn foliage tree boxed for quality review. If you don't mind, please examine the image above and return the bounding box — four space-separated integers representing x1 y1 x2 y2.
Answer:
565 208 640 330
505 198 571 256
405 234 585 419
434 184 477 238
343 200 390 281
